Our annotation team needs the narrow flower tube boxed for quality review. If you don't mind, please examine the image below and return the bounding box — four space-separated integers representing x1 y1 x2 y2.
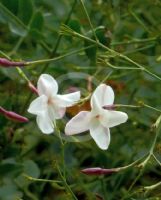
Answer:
0 106 29 123
28 81 39 95
103 104 116 110
81 167 119 175
0 58 26 67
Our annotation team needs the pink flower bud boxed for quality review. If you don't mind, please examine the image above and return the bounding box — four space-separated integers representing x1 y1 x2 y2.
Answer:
0 107 29 123
103 104 115 110
28 82 38 95
0 58 26 67
81 167 118 176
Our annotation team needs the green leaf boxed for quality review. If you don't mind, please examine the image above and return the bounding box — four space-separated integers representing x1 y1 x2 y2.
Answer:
23 160 40 178
1 0 19 15
29 29 44 41
86 26 111 45
0 184 22 200
30 11 44 30
29 11 44 40
95 26 111 46
18 0 33 25
84 40 97 65
0 2 27 36
0 163 23 177
68 19 81 33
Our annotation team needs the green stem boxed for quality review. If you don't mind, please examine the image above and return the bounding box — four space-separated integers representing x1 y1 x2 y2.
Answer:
52 0 77 55
100 177 108 200
143 103 161 113
144 181 161 191
114 103 161 113
23 174 62 184
116 155 146 172
16 67 30 82
21 1 77 114
53 120 66 178
57 165 78 200
60 25 161 81
152 154 161 166
129 9 150 33
101 71 113 83
121 169 144 200
0 3 27 30
9 37 25 56
110 37 159 46
26 45 94 66
104 60 141 70
79 0 98 42
121 116 161 199
149 117 161 154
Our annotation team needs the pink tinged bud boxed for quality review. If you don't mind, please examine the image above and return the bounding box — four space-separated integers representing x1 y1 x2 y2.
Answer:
103 104 115 110
28 82 38 95
81 167 118 176
0 107 29 123
0 58 26 67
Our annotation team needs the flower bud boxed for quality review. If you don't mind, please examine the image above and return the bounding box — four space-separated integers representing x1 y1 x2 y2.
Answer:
0 107 29 123
103 104 115 110
81 167 118 176
0 58 26 67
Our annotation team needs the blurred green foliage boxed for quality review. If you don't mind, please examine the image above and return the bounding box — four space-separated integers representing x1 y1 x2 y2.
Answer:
0 0 161 199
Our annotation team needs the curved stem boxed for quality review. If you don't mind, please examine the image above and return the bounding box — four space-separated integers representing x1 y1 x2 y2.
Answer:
121 116 161 199
23 174 62 184
152 154 161 166
144 181 161 191
110 37 159 46
57 165 78 200
26 45 94 66
79 0 98 43
60 25 161 81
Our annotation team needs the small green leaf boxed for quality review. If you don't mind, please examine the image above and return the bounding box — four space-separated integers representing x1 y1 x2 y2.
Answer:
0 163 23 177
30 11 44 30
68 19 81 33
29 11 44 40
0 185 22 200
95 27 111 46
23 160 40 178
0 2 27 36
18 0 33 25
1 0 19 15
84 39 97 65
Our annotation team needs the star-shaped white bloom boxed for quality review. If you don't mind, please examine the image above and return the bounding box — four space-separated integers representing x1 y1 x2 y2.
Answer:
65 84 128 150
28 74 80 134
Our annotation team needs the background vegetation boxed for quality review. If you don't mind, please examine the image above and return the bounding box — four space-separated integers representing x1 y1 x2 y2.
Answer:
0 0 161 199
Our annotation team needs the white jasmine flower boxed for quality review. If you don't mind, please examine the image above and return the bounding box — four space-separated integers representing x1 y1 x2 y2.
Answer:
65 84 128 150
28 74 80 134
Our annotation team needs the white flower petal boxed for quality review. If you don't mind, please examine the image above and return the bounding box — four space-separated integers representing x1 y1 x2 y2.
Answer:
90 120 110 150
65 111 91 135
48 104 66 119
55 91 80 107
36 113 54 134
28 95 48 115
91 84 114 109
38 74 58 97
90 94 102 114
100 110 128 128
